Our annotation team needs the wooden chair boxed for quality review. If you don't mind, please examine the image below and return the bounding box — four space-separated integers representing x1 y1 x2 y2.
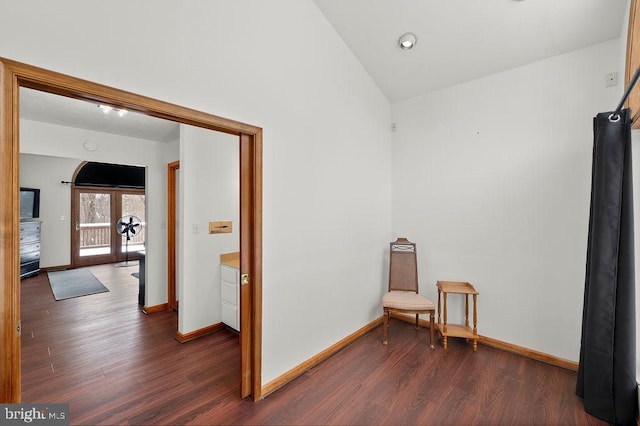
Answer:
382 238 435 348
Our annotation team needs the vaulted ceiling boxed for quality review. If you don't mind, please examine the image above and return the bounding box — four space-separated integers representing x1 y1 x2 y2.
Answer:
19 1 630 141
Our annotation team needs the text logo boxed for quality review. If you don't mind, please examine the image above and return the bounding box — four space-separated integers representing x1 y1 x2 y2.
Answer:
1 404 68 425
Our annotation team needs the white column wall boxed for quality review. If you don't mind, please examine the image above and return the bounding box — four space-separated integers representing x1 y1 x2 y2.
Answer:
178 125 239 334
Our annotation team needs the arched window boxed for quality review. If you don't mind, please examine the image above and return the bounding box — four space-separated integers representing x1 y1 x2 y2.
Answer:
74 162 145 188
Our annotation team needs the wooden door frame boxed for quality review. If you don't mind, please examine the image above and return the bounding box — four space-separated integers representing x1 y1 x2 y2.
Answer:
0 57 263 402
167 161 179 312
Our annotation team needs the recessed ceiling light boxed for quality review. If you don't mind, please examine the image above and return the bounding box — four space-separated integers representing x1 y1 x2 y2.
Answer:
398 33 417 50
98 104 127 117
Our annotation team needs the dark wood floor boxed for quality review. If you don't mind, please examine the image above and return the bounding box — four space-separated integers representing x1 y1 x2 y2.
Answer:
21 264 606 425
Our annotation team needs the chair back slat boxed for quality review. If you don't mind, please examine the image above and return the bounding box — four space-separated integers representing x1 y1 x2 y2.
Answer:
388 238 418 292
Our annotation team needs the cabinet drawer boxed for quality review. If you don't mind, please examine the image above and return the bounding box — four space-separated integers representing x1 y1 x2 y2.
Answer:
20 221 41 242
221 280 238 304
20 249 40 264
20 241 40 255
20 260 40 278
221 265 238 283
221 301 239 331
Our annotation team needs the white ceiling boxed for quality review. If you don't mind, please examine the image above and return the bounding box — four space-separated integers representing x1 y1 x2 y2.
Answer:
313 0 629 102
20 88 180 143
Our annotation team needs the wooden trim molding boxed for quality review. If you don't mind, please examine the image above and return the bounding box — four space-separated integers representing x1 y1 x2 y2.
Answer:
40 265 72 273
176 323 224 343
627 0 640 128
261 317 383 398
391 312 577 371
240 132 263 400
479 335 578 371
0 58 21 403
261 314 578 401
167 160 179 313
0 56 263 403
142 303 168 315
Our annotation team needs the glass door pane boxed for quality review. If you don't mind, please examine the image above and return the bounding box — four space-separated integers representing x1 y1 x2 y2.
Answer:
78 192 112 257
120 193 145 253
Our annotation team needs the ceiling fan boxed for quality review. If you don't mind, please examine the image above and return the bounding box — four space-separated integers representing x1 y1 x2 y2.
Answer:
115 215 142 267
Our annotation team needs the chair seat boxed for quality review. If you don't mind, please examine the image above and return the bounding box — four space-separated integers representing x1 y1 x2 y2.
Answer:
383 291 434 311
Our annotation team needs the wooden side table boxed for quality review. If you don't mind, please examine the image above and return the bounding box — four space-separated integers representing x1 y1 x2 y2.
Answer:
436 281 479 351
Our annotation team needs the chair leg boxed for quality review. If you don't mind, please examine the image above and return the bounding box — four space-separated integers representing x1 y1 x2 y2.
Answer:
415 314 419 329
382 309 389 345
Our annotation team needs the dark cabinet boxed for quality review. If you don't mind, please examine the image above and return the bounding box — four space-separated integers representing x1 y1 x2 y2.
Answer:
138 251 145 305
20 220 41 279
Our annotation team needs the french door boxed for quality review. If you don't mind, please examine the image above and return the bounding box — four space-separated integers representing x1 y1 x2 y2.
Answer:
72 187 146 267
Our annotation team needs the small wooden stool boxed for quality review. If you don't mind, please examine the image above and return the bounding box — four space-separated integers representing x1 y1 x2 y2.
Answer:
436 281 479 351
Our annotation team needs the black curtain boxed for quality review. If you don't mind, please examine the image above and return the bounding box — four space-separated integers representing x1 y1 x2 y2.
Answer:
577 108 637 425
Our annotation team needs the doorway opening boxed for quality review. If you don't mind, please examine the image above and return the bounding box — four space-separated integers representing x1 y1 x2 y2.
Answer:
167 161 179 312
0 57 263 402
71 162 146 267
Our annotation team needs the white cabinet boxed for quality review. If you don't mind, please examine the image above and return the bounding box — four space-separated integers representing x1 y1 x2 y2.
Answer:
220 264 240 331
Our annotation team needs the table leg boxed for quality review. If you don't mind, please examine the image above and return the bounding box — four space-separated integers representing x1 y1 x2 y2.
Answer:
472 293 478 352
443 292 448 350
472 294 477 335
437 289 441 326
464 294 469 328
443 292 447 332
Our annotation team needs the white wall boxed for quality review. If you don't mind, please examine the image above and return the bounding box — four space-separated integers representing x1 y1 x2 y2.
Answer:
391 39 623 362
19 118 175 307
178 125 239 333
19 154 82 267
0 0 392 384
